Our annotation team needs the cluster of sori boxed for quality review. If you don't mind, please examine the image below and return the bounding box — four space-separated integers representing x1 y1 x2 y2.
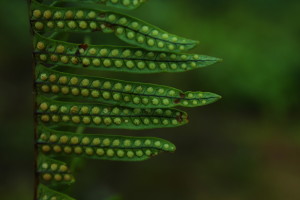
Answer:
38 155 74 185
31 1 198 52
37 97 188 129
97 0 146 10
36 65 220 108
46 0 147 10
38 127 176 161
31 0 221 199
34 34 220 73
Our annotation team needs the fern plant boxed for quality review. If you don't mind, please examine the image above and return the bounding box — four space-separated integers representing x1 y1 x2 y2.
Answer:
29 0 221 199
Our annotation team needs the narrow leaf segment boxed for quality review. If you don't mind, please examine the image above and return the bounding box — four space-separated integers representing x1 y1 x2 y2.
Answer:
36 65 221 109
37 155 75 186
38 184 75 200
37 126 176 161
34 34 221 73
36 96 189 130
30 1 198 52
45 0 148 10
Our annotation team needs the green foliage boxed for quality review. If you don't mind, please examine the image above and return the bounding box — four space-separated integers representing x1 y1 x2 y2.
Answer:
30 0 221 199
31 1 198 52
38 184 75 200
38 126 176 161
36 65 220 108
38 155 75 186
37 96 189 129
34 34 220 73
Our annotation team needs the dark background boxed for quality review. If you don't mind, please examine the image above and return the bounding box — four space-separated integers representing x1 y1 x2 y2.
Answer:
1 0 300 199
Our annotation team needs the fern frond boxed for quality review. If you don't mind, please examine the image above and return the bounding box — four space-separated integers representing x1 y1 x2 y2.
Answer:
38 155 75 186
43 0 148 10
38 184 76 200
36 65 221 108
38 126 176 161
36 96 189 129
30 1 198 52
34 33 221 73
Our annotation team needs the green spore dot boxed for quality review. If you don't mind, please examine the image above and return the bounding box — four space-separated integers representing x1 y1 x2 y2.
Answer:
133 119 141 125
113 117 122 125
117 150 125 157
104 117 112 125
103 59 112 67
112 107 120 114
113 93 121 100
154 141 161 147
103 81 112 89
143 118 150 125
108 14 116 22
96 148 105 156
155 109 163 115
106 149 114 157
162 99 170 105
153 118 159 124
133 97 141 104
122 50 131 57
118 17 127 25
127 32 135 39
144 139 151 146
172 119 178 125
127 151 134 158
126 61 135 68
134 140 142 146
137 36 145 43
111 49 119 57
142 98 149 104
116 27 124 34
141 26 149 32
112 139 120 146
136 150 143 157
147 87 154 93
123 139 131 147
115 60 123 67
152 98 159 105
162 119 169 125
145 149 152 156
114 83 123 90
103 138 111 146
147 39 155 46
102 92 111 99
148 63 156 69
124 85 132 91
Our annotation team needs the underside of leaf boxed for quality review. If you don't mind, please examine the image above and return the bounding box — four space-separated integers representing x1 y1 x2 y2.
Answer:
37 155 75 186
33 33 221 73
36 96 189 129
44 0 148 10
35 65 221 109
38 184 76 200
37 126 176 161
30 1 198 52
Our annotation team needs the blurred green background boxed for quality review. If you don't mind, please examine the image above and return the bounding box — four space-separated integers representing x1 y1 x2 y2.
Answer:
1 0 300 199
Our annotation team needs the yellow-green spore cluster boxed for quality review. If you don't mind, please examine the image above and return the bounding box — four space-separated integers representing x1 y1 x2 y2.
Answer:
30 1 198 52
38 156 74 185
104 0 147 10
35 65 220 109
34 34 220 73
37 127 176 161
36 97 188 130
